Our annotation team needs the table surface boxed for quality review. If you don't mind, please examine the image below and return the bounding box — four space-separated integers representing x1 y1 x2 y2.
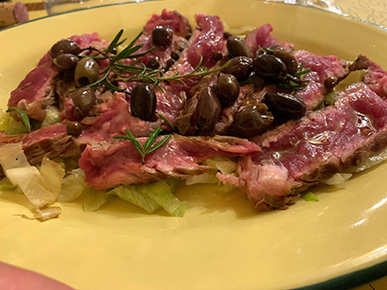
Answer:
3 0 387 289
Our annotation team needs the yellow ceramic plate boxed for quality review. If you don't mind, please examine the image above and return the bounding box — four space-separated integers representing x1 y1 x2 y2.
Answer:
1 1 387 289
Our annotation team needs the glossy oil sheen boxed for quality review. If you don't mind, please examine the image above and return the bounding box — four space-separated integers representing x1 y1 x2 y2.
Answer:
1 1 387 290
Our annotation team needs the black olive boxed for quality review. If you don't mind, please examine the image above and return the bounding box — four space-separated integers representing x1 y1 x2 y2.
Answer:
185 32 192 40
152 26 173 47
212 51 223 62
265 92 307 120
221 56 254 81
223 32 232 39
66 121 82 136
74 57 99 87
252 54 287 81
170 51 180 60
130 84 157 121
216 73 240 107
70 88 96 117
232 106 271 138
166 58 175 69
226 36 253 58
324 76 337 91
50 39 81 59
148 58 160 69
53 53 79 71
273 48 298 75
191 87 221 135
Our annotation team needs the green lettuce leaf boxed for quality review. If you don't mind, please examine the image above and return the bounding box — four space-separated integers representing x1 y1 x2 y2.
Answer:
301 192 319 202
107 178 186 217
83 188 111 212
0 177 16 190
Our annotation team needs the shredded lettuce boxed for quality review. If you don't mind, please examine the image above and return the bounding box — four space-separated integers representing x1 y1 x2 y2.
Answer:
186 157 238 186
6 167 56 208
0 143 30 170
39 156 65 198
0 177 16 190
57 168 86 202
0 143 57 208
186 171 218 185
83 188 111 212
322 173 352 188
301 192 319 202
204 157 238 174
0 108 30 135
108 178 186 217
41 105 61 127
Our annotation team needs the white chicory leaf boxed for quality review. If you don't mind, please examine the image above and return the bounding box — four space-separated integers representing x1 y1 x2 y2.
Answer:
41 105 61 127
39 156 65 198
57 168 86 202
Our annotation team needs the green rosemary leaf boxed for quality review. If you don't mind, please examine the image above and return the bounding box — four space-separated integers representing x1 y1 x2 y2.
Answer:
146 134 172 154
157 112 178 132
112 43 144 63
143 127 162 151
294 67 311 77
115 38 127 48
6 107 31 132
114 128 171 165
126 46 156 59
106 29 124 54
105 79 125 92
114 131 144 154
126 31 143 50
275 83 306 91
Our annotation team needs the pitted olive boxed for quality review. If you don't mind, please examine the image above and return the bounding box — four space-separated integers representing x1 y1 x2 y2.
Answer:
226 36 253 58
272 48 298 75
53 53 79 71
66 121 82 136
130 84 156 121
191 87 221 135
70 88 96 116
170 51 180 60
232 106 272 138
221 56 254 81
212 51 223 62
324 76 337 91
252 54 287 81
264 92 307 120
152 26 173 47
74 57 100 87
50 39 81 59
216 73 240 107
148 58 160 69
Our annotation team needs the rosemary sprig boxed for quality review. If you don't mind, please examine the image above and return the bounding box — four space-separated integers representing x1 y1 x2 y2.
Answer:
75 29 232 93
275 63 311 91
113 128 171 164
157 112 178 132
115 56 232 87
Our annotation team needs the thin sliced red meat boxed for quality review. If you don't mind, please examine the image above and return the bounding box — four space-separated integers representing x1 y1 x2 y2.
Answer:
79 135 260 190
220 83 387 210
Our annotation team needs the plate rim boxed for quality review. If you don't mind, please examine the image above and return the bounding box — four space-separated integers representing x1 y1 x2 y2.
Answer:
2 0 387 34
292 260 387 290
1 1 387 289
